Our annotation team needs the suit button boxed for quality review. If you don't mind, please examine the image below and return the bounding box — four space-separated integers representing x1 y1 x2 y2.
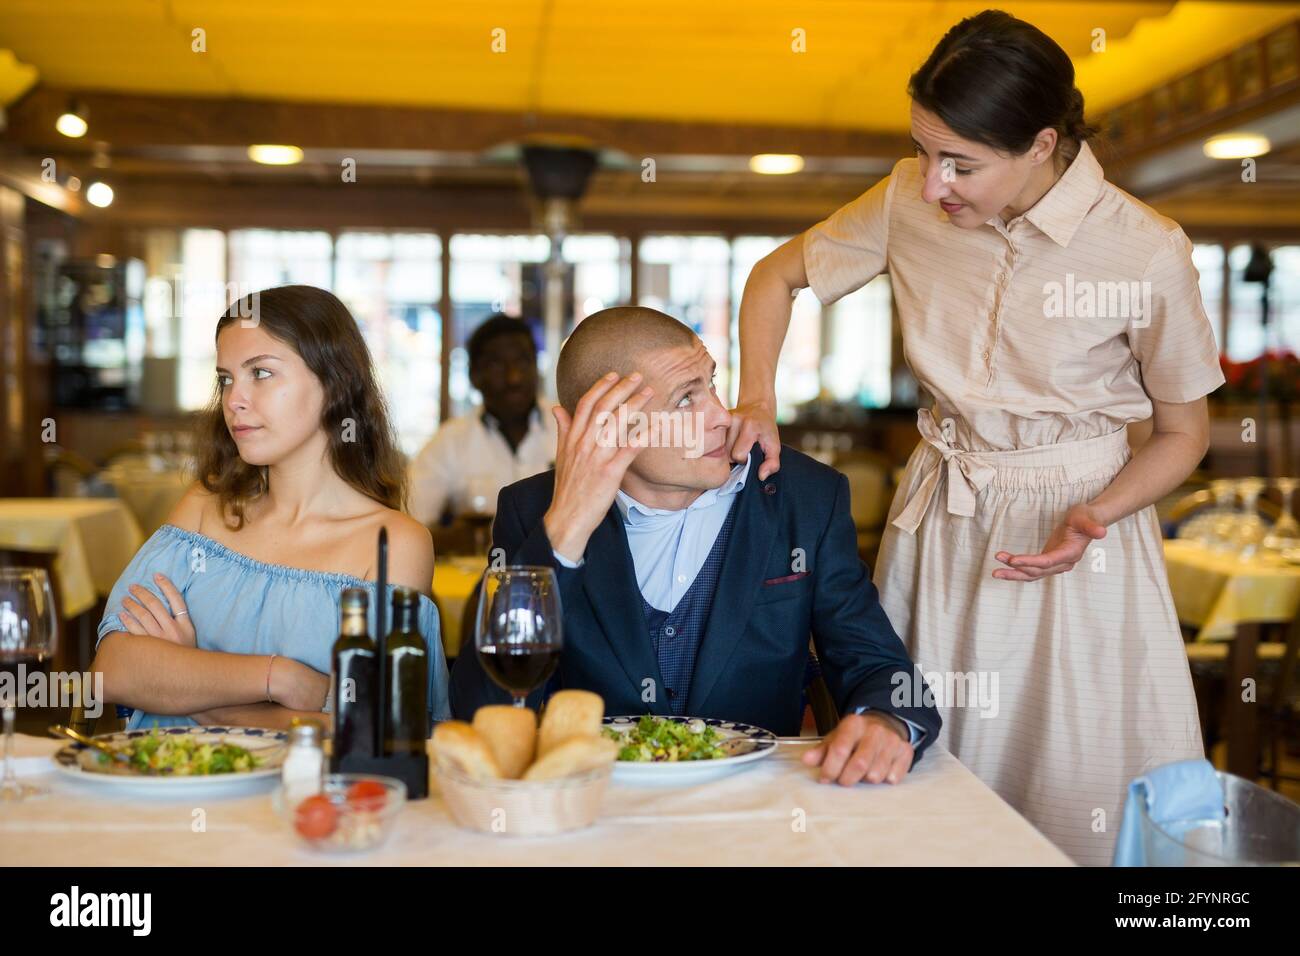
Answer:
763 483 776 495
664 625 676 637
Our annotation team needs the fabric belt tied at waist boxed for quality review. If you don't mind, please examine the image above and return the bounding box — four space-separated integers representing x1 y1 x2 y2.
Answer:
890 409 1123 535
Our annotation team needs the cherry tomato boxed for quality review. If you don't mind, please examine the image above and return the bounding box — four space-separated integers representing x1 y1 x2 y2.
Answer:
294 794 338 840
345 780 388 812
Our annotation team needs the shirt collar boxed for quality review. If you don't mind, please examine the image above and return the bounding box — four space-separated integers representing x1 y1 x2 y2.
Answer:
480 403 543 436
988 139 1104 248
615 453 751 526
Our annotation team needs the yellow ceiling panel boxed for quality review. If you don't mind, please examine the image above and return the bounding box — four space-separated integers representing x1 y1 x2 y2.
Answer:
1075 1 1300 111
1 1 1296 130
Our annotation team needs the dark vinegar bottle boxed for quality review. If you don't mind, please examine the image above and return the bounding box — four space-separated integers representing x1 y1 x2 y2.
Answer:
332 587 377 759
383 586 429 756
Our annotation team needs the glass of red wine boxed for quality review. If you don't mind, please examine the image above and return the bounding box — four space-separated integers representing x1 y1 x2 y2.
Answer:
1 568 58 801
475 567 562 708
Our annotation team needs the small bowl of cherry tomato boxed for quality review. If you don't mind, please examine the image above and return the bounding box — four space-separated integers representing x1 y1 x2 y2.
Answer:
278 774 406 853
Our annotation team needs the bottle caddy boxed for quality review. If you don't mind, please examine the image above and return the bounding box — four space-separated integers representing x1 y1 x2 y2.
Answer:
329 527 430 798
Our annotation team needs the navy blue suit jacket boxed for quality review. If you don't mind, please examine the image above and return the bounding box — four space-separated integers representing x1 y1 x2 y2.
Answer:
450 444 940 762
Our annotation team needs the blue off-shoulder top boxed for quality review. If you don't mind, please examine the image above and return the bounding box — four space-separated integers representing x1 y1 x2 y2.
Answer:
96 524 451 732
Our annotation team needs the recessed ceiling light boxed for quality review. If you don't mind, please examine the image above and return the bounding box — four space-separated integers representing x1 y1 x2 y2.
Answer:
749 153 805 175
55 106 87 138
86 181 114 207
1204 133 1270 159
247 144 304 165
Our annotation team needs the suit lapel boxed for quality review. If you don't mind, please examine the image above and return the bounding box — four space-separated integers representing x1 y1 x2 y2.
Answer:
686 456 779 714
581 507 672 715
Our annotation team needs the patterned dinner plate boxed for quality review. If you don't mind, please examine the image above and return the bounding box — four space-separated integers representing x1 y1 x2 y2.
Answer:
601 715 777 786
53 726 288 794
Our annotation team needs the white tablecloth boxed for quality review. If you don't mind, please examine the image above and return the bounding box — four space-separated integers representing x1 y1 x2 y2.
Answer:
0 499 143 617
98 465 191 538
0 734 1072 866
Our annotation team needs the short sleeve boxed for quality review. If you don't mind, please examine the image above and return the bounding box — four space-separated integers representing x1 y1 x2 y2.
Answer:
1128 228 1226 404
802 162 898 306
96 529 194 648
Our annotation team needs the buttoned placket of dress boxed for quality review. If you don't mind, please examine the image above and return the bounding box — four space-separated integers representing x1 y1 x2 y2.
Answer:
984 217 1023 388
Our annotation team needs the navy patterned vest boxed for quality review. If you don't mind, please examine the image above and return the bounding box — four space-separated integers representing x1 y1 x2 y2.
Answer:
640 496 740 715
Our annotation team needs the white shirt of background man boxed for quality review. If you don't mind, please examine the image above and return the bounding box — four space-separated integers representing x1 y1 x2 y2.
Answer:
407 406 557 525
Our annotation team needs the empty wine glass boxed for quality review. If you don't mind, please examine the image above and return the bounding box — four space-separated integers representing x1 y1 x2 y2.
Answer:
1263 477 1300 553
1198 479 1239 551
475 567 562 707
463 474 498 555
1 568 59 802
1232 477 1269 560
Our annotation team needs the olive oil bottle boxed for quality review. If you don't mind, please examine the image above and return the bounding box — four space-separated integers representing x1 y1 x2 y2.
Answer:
332 587 377 758
383 586 428 756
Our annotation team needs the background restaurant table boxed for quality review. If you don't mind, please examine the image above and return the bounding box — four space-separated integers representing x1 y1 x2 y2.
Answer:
432 555 484 658
1 733 1072 866
1162 538 1297 778
97 462 191 538
1163 539 1300 642
0 498 142 618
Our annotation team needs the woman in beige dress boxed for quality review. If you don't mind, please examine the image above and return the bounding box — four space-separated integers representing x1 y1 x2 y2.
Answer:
731 10 1223 865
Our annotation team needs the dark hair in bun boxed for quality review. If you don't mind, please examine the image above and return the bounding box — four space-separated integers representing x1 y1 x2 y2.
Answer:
908 9 1099 166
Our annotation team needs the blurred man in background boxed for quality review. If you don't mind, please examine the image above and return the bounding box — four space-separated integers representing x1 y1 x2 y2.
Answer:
408 314 556 553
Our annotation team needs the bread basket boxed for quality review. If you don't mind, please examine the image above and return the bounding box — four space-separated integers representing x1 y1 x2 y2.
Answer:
435 763 612 836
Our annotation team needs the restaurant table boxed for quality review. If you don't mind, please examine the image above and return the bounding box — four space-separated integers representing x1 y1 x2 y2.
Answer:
0 733 1072 866
98 463 191 538
1163 539 1300 642
1162 539 1298 779
0 498 143 619
432 555 484 658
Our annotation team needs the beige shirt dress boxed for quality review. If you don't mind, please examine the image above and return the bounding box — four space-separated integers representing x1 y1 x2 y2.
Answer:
803 141 1226 866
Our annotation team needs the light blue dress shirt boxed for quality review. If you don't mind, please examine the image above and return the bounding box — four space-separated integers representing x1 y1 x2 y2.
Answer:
552 455 924 746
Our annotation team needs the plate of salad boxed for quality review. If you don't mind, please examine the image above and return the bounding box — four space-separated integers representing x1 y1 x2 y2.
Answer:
53 726 287 794
601 715 776 786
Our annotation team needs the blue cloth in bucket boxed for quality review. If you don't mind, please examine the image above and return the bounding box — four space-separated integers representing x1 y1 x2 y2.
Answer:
1113 758 1225 866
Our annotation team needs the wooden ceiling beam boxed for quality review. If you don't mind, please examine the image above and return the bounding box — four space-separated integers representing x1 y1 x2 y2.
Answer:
2 87 912 160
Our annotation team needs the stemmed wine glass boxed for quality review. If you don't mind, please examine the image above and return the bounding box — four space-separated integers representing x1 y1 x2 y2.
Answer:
1232 477 1269 560
463 474 498 555
475 567 562 707
1 568 59 802
1263 477 1300 554
1204 478 1239 551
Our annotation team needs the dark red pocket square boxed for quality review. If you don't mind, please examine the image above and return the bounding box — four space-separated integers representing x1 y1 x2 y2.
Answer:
763 571 809 586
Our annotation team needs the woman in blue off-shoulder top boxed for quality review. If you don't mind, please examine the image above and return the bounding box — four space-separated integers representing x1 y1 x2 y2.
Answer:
92 286 450 732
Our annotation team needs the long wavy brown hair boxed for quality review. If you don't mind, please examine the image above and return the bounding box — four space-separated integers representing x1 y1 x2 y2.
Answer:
195 285 407 529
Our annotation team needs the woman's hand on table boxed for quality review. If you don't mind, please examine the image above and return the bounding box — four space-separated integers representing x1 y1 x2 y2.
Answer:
801 712 914 786
993 503 1107 581
119 574 196 646
269 657 330 712
728 397 782 480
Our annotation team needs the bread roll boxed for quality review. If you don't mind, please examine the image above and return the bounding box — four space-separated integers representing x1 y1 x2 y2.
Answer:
472 705 537 779
431 721 502 780
522 735 618 781
538 689 604 757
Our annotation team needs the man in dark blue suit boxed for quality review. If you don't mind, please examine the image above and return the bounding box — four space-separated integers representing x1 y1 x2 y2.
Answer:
451 307 940 785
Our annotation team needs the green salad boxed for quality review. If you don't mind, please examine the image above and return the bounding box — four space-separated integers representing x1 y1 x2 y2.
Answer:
602 715 730 762
97 730 262 775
